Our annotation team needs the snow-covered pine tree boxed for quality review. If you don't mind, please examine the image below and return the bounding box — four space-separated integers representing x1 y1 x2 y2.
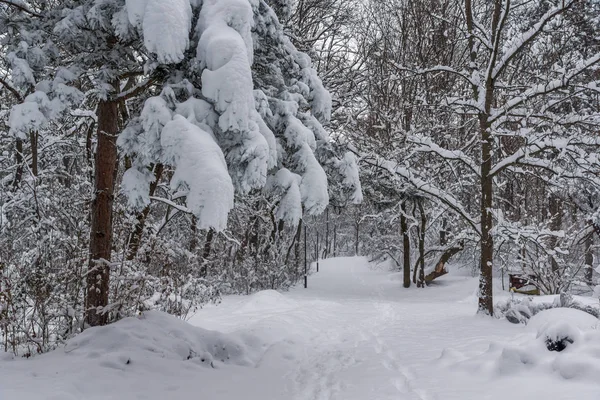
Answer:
0 0 362 341
119 0 361 238
83 0 359 324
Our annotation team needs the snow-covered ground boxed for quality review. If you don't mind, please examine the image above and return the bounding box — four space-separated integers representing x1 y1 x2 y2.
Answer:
1 257 600 399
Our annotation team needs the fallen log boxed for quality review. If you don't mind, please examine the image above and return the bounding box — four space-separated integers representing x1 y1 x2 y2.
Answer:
425 241 464 284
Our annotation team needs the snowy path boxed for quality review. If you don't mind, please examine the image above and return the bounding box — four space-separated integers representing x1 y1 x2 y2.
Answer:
2 256 600 399
187 257 600 400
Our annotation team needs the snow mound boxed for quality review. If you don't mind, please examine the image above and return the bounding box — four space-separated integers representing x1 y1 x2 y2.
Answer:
64 311 264 368
527 308 600 333
445 308 600 382
236 290 299 314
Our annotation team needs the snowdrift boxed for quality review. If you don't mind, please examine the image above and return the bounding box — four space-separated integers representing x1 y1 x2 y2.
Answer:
438 308 600 381
64 311 265 368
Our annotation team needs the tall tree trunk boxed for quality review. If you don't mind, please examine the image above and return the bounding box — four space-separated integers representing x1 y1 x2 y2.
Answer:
401 201 411 288
86 98 119 327
478 126 494 315
475 0 502 316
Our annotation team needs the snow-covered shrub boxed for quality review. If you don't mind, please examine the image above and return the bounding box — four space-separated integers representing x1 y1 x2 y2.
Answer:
497 294 600 325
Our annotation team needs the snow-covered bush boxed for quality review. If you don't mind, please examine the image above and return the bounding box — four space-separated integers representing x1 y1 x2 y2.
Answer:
497 293 600 325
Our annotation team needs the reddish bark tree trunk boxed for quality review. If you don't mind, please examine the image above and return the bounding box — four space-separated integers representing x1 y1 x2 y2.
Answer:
86 99 119 326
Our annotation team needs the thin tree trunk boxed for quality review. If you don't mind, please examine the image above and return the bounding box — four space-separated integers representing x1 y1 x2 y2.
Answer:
355 219 359 256
412 202 419 284
86 98 119 327
29 131 38 177
286 219 303 267
190 216 198 252
324 207 329 259
333 223 337 257
13 138 24 188
585 233 594 284
440 218 447 246
401 201 411 288
295 219 303 273
315 229 319 272
200 228 214 278
304 223 307 288
547 193 562 273
126 163 164 260
417 200 426 287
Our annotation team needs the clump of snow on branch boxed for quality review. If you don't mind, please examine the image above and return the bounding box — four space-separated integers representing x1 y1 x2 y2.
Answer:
196 0 271 193
118 94 172 203
338 152 363 204
7 52 35 87
121 167 154 211
266 168 303 226
297 52 332 123
8 86 82 139
125 0 192 64
139 95 172 163
161 115 234 231
175 97 219 135
125 0 146 26
270 105 329 215
8 101 46 140
295 144 329 215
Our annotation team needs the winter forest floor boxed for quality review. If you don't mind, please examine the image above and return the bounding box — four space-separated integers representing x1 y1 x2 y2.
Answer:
1 257 600 400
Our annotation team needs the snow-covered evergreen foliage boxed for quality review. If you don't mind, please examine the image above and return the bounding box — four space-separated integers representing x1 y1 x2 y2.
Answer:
0 0 360 353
